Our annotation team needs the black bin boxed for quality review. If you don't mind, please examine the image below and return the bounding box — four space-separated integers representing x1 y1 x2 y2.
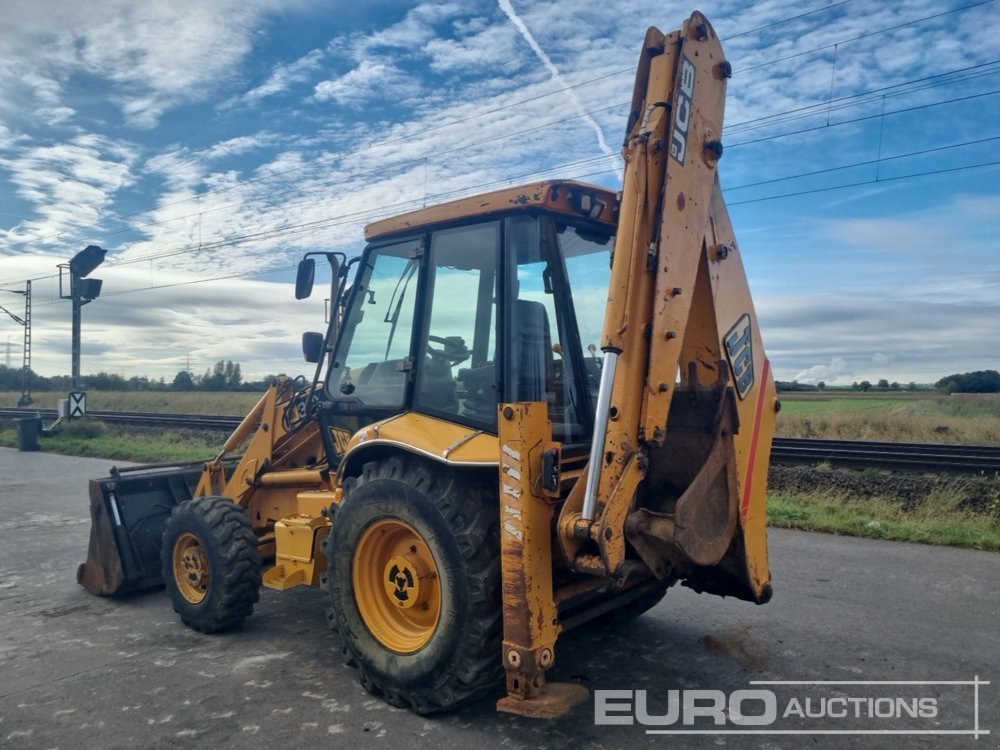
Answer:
15 416 42 452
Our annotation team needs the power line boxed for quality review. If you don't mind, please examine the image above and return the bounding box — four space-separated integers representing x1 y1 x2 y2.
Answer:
3 72 993 291
1 0 951 252
30 151 999 307
8 58 993 290
723 0 854 41
735 0 995 73
102 59 1000 250
726 135 1000 191
3 4 997 292
726 60 1000 133
727 160 1000 206
727 88 1000 149
87 87 1000 273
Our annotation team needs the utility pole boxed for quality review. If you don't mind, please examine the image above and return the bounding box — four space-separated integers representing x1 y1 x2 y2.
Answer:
0 281 32 405
22 280 31 405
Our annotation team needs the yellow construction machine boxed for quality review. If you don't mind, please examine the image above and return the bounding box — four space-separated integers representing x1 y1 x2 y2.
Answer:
79 11 778 718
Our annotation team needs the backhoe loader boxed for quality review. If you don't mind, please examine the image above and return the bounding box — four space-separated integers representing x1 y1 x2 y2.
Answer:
78 11 778 718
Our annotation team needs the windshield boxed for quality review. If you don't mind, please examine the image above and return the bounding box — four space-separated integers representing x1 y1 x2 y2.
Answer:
326 238 421 408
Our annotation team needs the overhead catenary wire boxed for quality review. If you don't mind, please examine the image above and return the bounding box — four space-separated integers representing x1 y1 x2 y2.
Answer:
2 0 990 255
725 134 1000 191
27 146 1000 307
727 160 1000 206
61 58 1000 258
5 57 996 293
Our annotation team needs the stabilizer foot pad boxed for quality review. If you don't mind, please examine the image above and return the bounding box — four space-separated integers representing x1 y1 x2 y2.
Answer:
496 681 589 719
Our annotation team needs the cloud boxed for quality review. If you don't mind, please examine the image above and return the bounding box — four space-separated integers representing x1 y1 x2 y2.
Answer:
0 134 138 247
824 216 951 253
313 59 413 106
761 294 999 384
0 0 306 130
225 48 326 109
793 357 851 385
21 261 322 381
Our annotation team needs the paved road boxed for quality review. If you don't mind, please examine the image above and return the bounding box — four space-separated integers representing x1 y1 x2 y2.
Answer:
0 448 996 749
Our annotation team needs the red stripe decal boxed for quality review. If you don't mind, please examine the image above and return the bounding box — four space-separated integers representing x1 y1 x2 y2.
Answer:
740 357 771 522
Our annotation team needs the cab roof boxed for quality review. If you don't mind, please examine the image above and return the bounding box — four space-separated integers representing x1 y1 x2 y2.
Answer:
364 180 618 242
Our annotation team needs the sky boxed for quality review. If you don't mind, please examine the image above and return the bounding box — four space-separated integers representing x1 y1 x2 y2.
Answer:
0 0 997 387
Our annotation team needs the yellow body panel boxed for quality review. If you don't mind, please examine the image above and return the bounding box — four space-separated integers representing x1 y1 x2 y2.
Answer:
262 514 330 590
365 180 617 242
342 412 501 468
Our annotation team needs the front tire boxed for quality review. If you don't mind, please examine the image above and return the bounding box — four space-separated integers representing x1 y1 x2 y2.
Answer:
325 456 501 713
161 496 262 633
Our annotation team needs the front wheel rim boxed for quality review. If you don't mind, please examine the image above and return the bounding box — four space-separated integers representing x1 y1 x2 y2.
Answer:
353 519 441 653
173 531 210 604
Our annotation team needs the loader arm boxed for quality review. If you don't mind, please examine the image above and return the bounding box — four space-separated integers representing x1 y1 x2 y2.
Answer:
555 12 777 599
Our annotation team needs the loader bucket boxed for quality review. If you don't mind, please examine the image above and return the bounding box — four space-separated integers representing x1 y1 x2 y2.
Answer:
77 465 203 596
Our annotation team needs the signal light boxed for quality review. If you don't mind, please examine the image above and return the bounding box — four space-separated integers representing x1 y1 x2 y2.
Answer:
69 245 107 278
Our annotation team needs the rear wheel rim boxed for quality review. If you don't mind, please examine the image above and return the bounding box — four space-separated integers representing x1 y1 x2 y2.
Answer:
353 519 441 653
173 531 210 604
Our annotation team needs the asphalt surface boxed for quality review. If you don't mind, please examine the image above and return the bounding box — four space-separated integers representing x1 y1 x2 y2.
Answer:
0 447 996 749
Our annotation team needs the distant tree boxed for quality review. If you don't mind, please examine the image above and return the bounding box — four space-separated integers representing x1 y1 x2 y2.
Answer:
0 364 24 390
877 378 890 389
226 361 242 388
817 381 826 390
172 370 196 391
860 380 872 392
907 382 918 391
935 370 1000 393
851 381 860 390
890 381 900 391
201 360 243 390
775 380 817 392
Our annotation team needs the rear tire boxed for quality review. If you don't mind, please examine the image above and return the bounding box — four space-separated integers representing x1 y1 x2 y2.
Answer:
161 496 262 633
325 456 501 713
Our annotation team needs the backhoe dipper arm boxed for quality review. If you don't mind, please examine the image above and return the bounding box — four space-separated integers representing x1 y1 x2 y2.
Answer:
557 12 777 600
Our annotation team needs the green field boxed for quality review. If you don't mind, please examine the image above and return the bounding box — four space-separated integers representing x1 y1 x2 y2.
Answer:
777 392 1000 443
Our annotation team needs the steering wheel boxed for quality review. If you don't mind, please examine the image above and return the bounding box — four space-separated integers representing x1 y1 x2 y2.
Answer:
427 335 471 365
283 375 319 431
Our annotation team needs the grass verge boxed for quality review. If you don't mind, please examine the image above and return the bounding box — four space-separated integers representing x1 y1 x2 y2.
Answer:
767 490 1000 551
0 421 222 463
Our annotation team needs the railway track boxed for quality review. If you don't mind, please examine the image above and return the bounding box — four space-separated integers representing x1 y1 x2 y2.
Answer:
3 407 999 474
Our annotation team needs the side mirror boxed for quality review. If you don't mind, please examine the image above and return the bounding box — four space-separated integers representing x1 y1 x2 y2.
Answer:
295 258 316 300
302 331 324 363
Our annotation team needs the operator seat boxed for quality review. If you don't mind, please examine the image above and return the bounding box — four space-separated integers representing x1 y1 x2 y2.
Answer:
511 299 553 403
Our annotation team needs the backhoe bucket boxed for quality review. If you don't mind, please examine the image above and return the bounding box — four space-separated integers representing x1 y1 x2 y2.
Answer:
77 465 202 596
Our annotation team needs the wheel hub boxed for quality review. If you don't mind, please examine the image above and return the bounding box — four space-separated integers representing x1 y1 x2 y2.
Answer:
354 519 441 653
382 552 432 609
173 531 210 604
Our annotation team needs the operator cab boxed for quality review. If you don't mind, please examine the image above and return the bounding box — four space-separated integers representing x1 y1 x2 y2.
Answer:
308 181 617 461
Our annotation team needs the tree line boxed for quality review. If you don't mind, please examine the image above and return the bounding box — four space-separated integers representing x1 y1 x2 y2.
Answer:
0 360 277 393
776 370 999 394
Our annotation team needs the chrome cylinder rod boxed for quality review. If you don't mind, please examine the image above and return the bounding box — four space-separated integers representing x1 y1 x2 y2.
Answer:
582 351 619 521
